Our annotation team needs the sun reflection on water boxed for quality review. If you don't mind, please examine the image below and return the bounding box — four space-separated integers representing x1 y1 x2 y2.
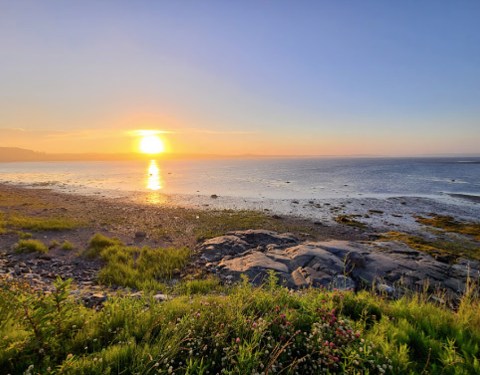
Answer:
146 160 167 204
146 160 162 191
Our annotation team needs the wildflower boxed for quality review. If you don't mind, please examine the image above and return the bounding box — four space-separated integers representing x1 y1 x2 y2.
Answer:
235 337 241 343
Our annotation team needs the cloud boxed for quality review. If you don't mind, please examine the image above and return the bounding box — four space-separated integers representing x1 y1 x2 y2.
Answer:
178 128 259 135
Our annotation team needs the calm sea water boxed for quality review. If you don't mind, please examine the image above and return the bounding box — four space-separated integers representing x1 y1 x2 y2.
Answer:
0 157 479 202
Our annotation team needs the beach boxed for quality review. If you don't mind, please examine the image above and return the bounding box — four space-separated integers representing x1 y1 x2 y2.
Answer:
1 180 479 297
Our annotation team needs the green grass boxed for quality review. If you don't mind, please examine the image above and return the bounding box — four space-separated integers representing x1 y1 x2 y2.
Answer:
60 240 75 251
188 209 312 241
98 244 191 290
8 214 81 231
174 276 223 295
0 212 6 234
83 233 123 258
13 239 48 254
0 274 479 374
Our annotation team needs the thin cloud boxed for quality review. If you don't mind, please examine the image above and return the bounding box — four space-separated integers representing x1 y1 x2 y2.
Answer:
179 128 259 135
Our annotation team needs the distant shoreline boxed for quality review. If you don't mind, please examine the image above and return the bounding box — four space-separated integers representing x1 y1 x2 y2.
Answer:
2 147 480 163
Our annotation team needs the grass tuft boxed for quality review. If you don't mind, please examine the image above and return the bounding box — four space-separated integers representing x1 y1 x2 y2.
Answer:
83 233 123 258
60 240 74 251
13 239 48 254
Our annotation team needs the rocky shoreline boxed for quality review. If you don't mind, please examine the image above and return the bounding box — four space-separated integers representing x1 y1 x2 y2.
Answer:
196 230 479 302
1 183 479 307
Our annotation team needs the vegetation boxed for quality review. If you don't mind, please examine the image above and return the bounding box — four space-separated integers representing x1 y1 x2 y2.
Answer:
98 244 190 290
8 214 81 231
417 214 480 241
334 214 366 228
13 239 48 254
0 274 479 374
83 233 123 259
60 240 75 251
381 231 480 261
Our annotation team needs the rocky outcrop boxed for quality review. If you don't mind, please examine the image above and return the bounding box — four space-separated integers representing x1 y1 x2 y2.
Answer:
197 230 479 297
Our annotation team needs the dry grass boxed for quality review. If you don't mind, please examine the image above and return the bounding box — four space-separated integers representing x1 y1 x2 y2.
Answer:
416 214 480 241
334 214 366 228
380 231 480 261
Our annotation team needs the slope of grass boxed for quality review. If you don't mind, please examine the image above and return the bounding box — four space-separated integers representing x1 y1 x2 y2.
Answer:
1 274 479 374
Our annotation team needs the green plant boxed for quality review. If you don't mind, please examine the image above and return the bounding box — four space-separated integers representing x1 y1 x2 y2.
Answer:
60 240 74 251
8 215 81 231
83 233 122 258
98 245 190 290
13 239 48 254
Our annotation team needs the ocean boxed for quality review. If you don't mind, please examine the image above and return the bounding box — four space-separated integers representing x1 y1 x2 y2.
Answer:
0 157 479 204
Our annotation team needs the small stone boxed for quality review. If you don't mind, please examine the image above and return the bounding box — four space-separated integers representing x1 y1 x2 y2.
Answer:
153 293 168 302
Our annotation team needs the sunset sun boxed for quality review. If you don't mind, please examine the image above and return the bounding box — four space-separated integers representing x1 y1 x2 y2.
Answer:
139 134 165 154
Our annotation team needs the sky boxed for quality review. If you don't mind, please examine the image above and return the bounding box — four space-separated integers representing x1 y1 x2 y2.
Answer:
1 1 479 156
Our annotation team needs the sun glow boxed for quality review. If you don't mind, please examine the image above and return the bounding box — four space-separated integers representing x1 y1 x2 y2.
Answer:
140 134 165 154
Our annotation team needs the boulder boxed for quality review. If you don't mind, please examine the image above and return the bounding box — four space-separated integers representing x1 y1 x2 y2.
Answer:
197 231 479 296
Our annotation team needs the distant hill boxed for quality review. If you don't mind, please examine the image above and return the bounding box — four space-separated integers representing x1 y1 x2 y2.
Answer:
0 147 49 162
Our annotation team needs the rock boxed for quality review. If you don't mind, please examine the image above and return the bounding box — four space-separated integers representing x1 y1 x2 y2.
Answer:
130 292 143 299
135 231 147 239
199 235 250 262
218 252 289 274
210 194 218 199
83 293 108 308
153 293 168 302
376 283 396 295
197 231 475 296
291 267 308 288
332 275 355 291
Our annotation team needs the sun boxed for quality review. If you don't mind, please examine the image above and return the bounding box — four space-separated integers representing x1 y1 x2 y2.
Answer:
139 135 165 154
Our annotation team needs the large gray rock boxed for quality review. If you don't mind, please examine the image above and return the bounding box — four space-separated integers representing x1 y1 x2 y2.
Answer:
197 231 479 297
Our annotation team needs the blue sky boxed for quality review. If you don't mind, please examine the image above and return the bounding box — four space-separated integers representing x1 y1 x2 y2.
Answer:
1 1 479 155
